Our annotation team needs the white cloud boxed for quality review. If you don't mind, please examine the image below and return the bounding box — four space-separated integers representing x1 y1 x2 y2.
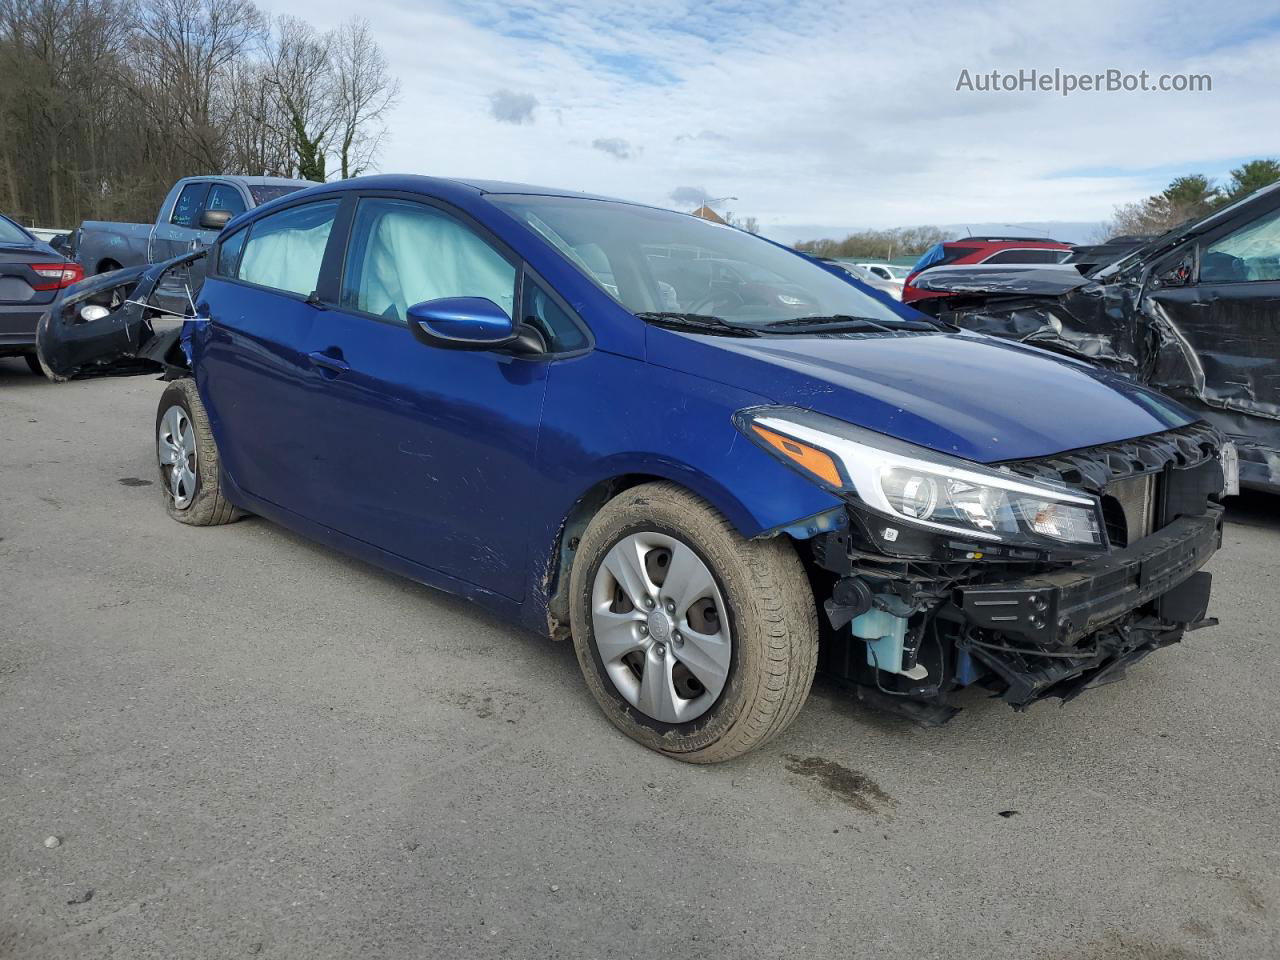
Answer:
262 0 1280 238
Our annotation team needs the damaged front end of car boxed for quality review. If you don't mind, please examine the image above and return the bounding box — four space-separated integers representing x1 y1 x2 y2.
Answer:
740 408 1229 722
35 251 203 381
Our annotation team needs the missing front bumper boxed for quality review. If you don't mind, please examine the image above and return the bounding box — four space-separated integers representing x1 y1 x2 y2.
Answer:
954 511 1222 646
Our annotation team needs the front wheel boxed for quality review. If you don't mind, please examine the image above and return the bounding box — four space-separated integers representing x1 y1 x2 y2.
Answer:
155 378 243 525
569 482 818 763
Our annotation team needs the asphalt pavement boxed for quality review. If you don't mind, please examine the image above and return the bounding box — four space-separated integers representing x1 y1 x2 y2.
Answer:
2 356 1277 959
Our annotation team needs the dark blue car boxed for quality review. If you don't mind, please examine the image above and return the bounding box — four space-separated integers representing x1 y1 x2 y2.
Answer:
37 176 1232 761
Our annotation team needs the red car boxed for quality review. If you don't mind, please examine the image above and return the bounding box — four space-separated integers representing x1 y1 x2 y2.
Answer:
902 236 1073 304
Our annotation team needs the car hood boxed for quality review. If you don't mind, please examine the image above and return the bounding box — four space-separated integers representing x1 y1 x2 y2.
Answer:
647 327 1198 463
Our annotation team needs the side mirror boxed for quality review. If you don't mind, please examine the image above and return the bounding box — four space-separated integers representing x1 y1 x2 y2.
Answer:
199 209 233 231
407 297 516 350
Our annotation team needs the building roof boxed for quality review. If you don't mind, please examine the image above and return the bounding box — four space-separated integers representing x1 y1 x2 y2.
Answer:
690 204 729 225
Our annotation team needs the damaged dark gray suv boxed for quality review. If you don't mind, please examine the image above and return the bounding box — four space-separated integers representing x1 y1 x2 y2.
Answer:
36 175 1235 761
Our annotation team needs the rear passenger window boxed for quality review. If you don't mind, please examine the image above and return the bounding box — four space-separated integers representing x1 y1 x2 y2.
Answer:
341 198 515 323
237 200 339 297
171 183 209 227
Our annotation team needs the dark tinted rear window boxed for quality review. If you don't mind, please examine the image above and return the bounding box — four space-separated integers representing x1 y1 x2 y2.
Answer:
249 185 307 205
983 249 1071 264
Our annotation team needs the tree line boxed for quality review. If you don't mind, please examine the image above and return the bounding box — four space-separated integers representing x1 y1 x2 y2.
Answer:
794 226 951 260
1103 160 1280 238
0 0 399 228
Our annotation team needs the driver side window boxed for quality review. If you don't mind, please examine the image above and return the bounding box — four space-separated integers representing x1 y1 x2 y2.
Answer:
341 198 516 323
1202 207 1280 283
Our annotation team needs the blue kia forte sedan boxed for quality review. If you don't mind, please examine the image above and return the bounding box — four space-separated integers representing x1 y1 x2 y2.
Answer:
37 175 1232 761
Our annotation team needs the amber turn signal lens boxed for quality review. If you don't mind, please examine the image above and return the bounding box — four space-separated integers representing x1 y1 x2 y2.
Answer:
750 424 843 488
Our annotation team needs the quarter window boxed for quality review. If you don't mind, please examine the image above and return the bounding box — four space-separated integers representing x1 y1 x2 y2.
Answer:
521 274 587 353
1202 207 1280 283
171 183 209 227
215 227 249 278
341 198 516 323
236 200 339 297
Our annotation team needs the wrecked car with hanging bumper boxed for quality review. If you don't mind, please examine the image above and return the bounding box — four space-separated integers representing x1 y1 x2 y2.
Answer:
35 175 1233 761
910 182 1280 494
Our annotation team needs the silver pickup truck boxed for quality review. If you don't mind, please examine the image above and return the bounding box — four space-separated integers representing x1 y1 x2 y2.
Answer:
75 175 311 306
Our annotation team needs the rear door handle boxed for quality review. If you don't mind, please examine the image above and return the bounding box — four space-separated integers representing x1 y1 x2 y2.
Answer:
308 351 350 376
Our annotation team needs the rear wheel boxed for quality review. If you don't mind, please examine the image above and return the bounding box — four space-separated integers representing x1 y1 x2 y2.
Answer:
569 482 818 763
155 378 242 525
23 353 42 376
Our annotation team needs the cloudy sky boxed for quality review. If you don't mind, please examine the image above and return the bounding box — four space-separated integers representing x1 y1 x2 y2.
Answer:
277 0 1280 241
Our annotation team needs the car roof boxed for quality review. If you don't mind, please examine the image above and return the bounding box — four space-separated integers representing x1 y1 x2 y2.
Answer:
271 173 658 208
176 174 315 188
947 236 1066 245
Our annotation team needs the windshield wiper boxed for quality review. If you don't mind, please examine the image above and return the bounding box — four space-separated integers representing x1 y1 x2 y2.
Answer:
761 314 935 334
634 312 760 337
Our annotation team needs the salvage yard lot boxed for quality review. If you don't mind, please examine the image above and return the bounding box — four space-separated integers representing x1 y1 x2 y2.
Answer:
1 358 1278 959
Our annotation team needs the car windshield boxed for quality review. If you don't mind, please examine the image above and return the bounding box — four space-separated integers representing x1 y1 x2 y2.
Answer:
883 265 911 279
489 195 922 331
0 217 33 244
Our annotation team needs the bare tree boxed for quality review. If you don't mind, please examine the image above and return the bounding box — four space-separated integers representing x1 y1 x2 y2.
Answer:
132 0 266 173
795 226 950 259
1 1 400 223
332 18 399 179
263 16 335 182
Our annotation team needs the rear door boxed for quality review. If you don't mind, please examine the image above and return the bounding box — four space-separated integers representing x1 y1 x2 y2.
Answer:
194 196 343 515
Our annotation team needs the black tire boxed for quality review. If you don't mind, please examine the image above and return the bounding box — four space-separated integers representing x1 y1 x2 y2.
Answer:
569 482 818 763
23 353 42 376
155 378 242 526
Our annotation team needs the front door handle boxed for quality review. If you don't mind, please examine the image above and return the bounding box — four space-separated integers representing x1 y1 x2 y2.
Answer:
308 351 350 377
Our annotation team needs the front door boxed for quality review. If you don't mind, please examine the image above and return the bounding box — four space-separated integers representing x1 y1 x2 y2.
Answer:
299 195 551 600
1147 202 1280 421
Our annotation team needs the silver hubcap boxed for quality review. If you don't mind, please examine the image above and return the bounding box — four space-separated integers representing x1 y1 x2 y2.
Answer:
157 405 197 509
591 532 731 724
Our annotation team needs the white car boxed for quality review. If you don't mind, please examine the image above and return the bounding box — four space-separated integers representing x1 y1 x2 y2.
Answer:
853 263 910 296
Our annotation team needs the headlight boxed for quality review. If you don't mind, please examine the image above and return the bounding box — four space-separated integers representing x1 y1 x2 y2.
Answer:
735 405 1106 551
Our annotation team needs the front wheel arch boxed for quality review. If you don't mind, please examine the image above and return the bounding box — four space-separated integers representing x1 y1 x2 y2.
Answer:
540 468 816 640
